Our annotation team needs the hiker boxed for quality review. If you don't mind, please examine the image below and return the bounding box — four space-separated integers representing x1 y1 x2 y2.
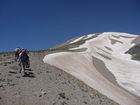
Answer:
19 49 30 68
15 48 30 68
15 48 21 62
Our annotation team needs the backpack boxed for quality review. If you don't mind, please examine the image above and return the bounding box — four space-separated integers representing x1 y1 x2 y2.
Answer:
20 50 29 62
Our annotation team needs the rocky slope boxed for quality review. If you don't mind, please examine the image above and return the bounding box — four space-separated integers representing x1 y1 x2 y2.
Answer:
0 51 119 105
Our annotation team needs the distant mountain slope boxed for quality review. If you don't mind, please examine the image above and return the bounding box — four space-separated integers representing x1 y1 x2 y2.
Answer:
43 32 140 105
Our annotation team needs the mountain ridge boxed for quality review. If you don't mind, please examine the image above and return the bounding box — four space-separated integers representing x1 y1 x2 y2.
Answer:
43 32 140 105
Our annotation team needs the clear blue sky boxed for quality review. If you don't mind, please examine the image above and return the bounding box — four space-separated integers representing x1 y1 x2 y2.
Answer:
0 0 140 52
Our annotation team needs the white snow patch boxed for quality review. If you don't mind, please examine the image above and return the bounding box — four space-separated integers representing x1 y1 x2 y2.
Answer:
84 34 94 40
70 36 83 44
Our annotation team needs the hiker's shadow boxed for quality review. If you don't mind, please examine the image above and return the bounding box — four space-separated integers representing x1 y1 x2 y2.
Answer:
24 68 35 78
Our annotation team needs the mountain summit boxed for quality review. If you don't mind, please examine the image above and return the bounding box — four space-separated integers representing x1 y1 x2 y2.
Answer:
43 32 140 105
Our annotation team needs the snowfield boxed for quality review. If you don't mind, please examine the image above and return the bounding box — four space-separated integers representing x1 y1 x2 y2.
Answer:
43 32 140 105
